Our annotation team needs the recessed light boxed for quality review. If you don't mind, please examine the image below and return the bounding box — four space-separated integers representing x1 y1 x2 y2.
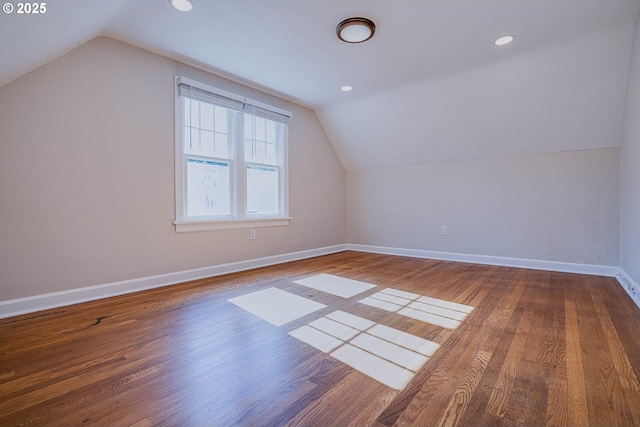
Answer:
337 17 376 43
341 85 353 92
170 0 193 12
494 35 515 46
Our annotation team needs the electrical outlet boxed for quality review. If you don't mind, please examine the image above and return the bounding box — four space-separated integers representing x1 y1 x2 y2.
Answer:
250 229 256 240
441 226 448 236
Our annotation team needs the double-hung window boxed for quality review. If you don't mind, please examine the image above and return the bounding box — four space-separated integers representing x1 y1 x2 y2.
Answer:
173 77 291 232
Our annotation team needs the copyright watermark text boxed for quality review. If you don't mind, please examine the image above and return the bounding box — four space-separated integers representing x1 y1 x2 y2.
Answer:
3 3 47 14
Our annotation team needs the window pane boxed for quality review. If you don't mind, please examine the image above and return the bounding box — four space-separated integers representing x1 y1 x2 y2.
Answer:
266 143 277 165
214 132 229 158
201 130 214 156
215 106 228 133
246 164 279 215
244 114 281 164
183 99 191 126
255 141 266 164
185 128 200 154
266 121 277 143
187 158 230 216
190 100 200 127
245 139 254 162
244 140 270 164
184 126 191 153
256 117 266 141
244 116 254 140
200 102 214 131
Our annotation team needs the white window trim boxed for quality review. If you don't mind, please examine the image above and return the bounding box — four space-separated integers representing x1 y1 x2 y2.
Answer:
173 217 292 233
172 76 292 233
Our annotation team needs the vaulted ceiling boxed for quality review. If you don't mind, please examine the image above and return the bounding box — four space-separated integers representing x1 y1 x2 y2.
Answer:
2 0 639 171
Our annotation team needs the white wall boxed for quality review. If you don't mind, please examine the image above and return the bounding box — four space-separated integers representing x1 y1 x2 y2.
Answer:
0 37 346 300
347 148 619 266
620 14 640 284
319 23 633 172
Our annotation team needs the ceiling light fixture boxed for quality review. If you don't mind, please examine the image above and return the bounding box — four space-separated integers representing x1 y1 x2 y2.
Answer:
170 0 193 12
336 17 376 43
494 34 515 46
341 85 353 92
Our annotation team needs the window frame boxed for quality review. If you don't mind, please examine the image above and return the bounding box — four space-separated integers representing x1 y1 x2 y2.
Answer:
172 76 291 233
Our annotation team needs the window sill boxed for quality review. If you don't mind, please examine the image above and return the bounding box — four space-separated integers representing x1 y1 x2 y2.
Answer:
172 217 292 233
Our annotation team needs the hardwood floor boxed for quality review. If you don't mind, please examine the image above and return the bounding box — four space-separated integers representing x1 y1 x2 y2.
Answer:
1 251 639 426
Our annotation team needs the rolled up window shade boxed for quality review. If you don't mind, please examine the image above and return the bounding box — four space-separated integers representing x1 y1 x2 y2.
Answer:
243 103 291 125
178 83 244 111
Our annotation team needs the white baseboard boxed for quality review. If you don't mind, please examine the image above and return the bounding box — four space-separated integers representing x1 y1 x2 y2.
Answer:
346 244 620 277
3 243 636 320
0 244 348 320
348 244 640 310
615 269 640 310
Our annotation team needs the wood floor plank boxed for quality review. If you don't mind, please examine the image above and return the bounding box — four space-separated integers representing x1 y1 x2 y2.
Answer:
590 284 640 392
545 273 569 427
623 388 640 427
546 376 568 427
575 276 636 427
500 271 555 427
599 282 640 385
436 349 493 427
1 251 639 427
565 300 590 427
129 418 152 427
451 269 529 426
286 370 396 427
485 299 535 418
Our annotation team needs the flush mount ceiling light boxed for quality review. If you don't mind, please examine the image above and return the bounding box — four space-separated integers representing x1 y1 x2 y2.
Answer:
494 34 515 46
336 17 376 43
341 85 353 92
170 0 193 12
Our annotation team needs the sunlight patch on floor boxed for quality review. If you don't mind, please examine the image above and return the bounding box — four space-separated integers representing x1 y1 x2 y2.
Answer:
294 273 376 298
228 280 472 391
288 310 440 390
228 288 325 326
360 288 474 329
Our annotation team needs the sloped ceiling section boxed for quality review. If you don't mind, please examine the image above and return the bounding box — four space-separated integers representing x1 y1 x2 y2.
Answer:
0 0 127 87
317 23 635 171
1 0 640 172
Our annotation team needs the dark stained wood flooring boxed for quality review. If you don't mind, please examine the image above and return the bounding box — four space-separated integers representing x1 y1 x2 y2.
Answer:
1 251 639 426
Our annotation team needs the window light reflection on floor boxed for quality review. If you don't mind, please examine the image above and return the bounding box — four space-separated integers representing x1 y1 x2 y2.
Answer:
228 274 474 391
289 310 440 390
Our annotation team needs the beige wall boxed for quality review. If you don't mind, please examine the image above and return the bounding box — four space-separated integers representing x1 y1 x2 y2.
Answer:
0 37 346 300
347 148 619 266
620 15 640 284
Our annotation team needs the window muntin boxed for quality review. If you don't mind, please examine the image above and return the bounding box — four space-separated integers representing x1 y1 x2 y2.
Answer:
174 77 291 230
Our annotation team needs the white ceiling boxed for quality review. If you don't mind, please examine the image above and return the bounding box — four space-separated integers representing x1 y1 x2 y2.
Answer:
2 0 639 170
